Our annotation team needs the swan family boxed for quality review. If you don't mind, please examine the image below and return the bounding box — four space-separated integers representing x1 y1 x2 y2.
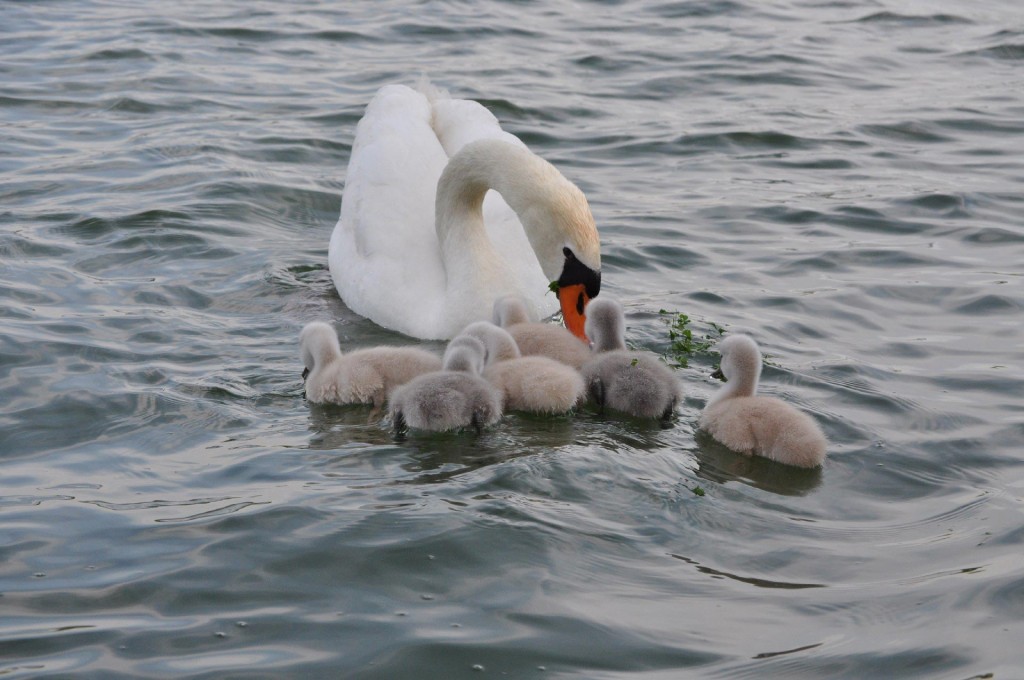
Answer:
308 82 830 468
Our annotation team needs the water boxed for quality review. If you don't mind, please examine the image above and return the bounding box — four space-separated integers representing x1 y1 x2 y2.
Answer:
2 0 1023 677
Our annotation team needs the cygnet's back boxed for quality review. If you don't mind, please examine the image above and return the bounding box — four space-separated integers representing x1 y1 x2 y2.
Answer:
299 321 441 405
388 335 502 432
580 299 683 420
493 295 592 369
699 334 827 468
462 321 585 414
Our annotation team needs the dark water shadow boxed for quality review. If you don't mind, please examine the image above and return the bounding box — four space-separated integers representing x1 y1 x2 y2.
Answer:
391 412 584 484
692 430 823 496
669 553 826 590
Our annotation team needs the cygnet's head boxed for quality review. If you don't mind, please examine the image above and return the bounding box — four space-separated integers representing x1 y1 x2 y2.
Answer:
584 298 626 353
715 334 762 389
299 322 342 377
492 295 533 328
461 321 521 365
444 334 487 374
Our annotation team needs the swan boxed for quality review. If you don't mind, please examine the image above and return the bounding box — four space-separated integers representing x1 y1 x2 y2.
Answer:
388 334 503 432
580 298 683 420
329 83 601 341
461 321 585 414
299 321 442 407
699 334 827 468
492 295 593 369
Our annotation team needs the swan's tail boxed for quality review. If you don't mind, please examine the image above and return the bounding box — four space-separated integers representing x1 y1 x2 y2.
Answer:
416 76 449 105
418 80 522 157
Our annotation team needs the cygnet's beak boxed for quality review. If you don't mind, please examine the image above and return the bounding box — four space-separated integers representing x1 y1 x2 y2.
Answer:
711 366 725 381
302 367 310 381
558 284 592 343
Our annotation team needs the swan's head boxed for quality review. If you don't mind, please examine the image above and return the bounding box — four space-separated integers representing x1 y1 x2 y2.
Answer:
583 298 626 353
713 334 762 392
555 244 601 344
444 334 487 374
299 322 342 378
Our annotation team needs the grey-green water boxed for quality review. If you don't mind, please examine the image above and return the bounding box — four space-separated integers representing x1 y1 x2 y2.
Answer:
2 1 1023 678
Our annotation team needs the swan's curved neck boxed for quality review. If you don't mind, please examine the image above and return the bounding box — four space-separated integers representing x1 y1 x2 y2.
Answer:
726 371 759 399
303 327 342 371
709 356 760 407
435 140 592 284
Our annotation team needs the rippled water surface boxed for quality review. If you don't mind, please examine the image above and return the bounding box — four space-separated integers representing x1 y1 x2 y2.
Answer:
2 0 1023 677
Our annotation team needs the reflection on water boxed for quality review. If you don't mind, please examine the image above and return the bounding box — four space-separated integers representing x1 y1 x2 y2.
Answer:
693 430 824 497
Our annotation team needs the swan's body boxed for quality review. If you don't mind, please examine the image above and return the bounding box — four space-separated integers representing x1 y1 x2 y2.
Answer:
493 295 592 369
299 321 442 406
580 299 683 420
388 335 502 432
700 334 827 468
330 84 601 341
461 321 585 414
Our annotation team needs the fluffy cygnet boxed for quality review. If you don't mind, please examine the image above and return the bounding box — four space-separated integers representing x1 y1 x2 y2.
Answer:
492 295 592 369
388 335 502 432
300 321 442 406
461 321 585 414
699 334 827 468
580 298 683 420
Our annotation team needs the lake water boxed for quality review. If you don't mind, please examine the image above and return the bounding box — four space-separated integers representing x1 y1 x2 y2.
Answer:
2 0 1023 677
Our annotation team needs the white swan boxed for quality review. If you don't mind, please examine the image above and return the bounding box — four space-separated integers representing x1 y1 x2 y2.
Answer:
580 298 683 420
388 334 503 432
700 334 827 468
461 321 585 415
329 84 601 341
492 295 592 369
299 321 442 407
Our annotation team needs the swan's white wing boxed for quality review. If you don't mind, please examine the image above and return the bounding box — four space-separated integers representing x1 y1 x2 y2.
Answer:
329 85 450 337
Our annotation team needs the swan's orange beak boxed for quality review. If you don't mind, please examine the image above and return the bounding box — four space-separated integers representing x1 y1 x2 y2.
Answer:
556 246 600 343
558 284 591 343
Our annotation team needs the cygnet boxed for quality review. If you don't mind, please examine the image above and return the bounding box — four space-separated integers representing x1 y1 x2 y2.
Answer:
300 321 441 407
699 334 827 468
493 295 592 369
388 335 502 432
580 298 683 420
461 321 585 415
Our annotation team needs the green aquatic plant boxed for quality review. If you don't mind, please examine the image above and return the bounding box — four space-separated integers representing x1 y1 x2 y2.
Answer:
659 309 726 368
692 485 706 497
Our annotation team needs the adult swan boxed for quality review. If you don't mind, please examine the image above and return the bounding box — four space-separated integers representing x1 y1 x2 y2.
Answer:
329 84 601 341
